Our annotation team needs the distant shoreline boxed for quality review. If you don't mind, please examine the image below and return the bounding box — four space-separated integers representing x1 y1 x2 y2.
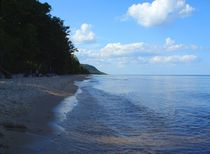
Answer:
0 75 87 153
104 74 210 76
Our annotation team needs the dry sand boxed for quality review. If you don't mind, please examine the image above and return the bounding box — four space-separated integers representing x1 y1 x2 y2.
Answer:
0 75 86 154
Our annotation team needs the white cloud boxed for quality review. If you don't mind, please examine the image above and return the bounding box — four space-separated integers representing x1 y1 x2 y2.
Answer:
164 37 186 51
127 0 194 27
77 43 146 59
76 48 100 59
73 23 96 43
100 42 145 57
150 55 197 63
164 37 198 51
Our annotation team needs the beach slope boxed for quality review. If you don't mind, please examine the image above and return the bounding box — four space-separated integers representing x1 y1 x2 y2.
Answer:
0 75 84 153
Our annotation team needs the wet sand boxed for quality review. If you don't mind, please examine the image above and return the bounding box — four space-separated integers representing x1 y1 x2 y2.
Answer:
0 75 85 154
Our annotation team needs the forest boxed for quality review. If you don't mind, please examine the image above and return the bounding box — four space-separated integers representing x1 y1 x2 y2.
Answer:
0 0 88 78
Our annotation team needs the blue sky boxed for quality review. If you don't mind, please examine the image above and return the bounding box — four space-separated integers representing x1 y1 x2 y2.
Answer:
40 0 210 75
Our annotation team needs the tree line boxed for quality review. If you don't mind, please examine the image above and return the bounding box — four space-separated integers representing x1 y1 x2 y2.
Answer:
0 0 88 78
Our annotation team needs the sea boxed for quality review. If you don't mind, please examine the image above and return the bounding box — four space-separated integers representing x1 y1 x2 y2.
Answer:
37 75 210 154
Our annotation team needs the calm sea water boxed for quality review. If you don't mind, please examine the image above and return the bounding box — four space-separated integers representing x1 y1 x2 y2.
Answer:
41 75 210 153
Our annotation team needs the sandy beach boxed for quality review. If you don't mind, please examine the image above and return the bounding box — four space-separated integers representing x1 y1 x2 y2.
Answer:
0 75 85 154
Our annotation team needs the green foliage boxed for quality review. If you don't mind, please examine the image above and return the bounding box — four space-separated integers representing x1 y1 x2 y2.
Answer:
81 64 105 74
0 0 88 77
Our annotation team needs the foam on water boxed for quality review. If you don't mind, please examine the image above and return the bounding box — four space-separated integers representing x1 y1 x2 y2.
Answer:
55 89 81 122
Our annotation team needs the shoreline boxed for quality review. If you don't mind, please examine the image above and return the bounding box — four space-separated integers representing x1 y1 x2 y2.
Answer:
0 75 87 154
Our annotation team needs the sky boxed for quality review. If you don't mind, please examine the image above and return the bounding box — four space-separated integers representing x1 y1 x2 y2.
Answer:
40 0 210 75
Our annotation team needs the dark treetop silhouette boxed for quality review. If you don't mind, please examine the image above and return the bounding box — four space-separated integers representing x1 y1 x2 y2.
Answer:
0 0 89 78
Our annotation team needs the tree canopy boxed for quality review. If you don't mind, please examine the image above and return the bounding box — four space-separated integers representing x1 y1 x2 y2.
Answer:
0 0 88 77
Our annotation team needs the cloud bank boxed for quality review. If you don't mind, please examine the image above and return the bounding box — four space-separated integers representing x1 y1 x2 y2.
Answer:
150 55 197 63
76 37 198 67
